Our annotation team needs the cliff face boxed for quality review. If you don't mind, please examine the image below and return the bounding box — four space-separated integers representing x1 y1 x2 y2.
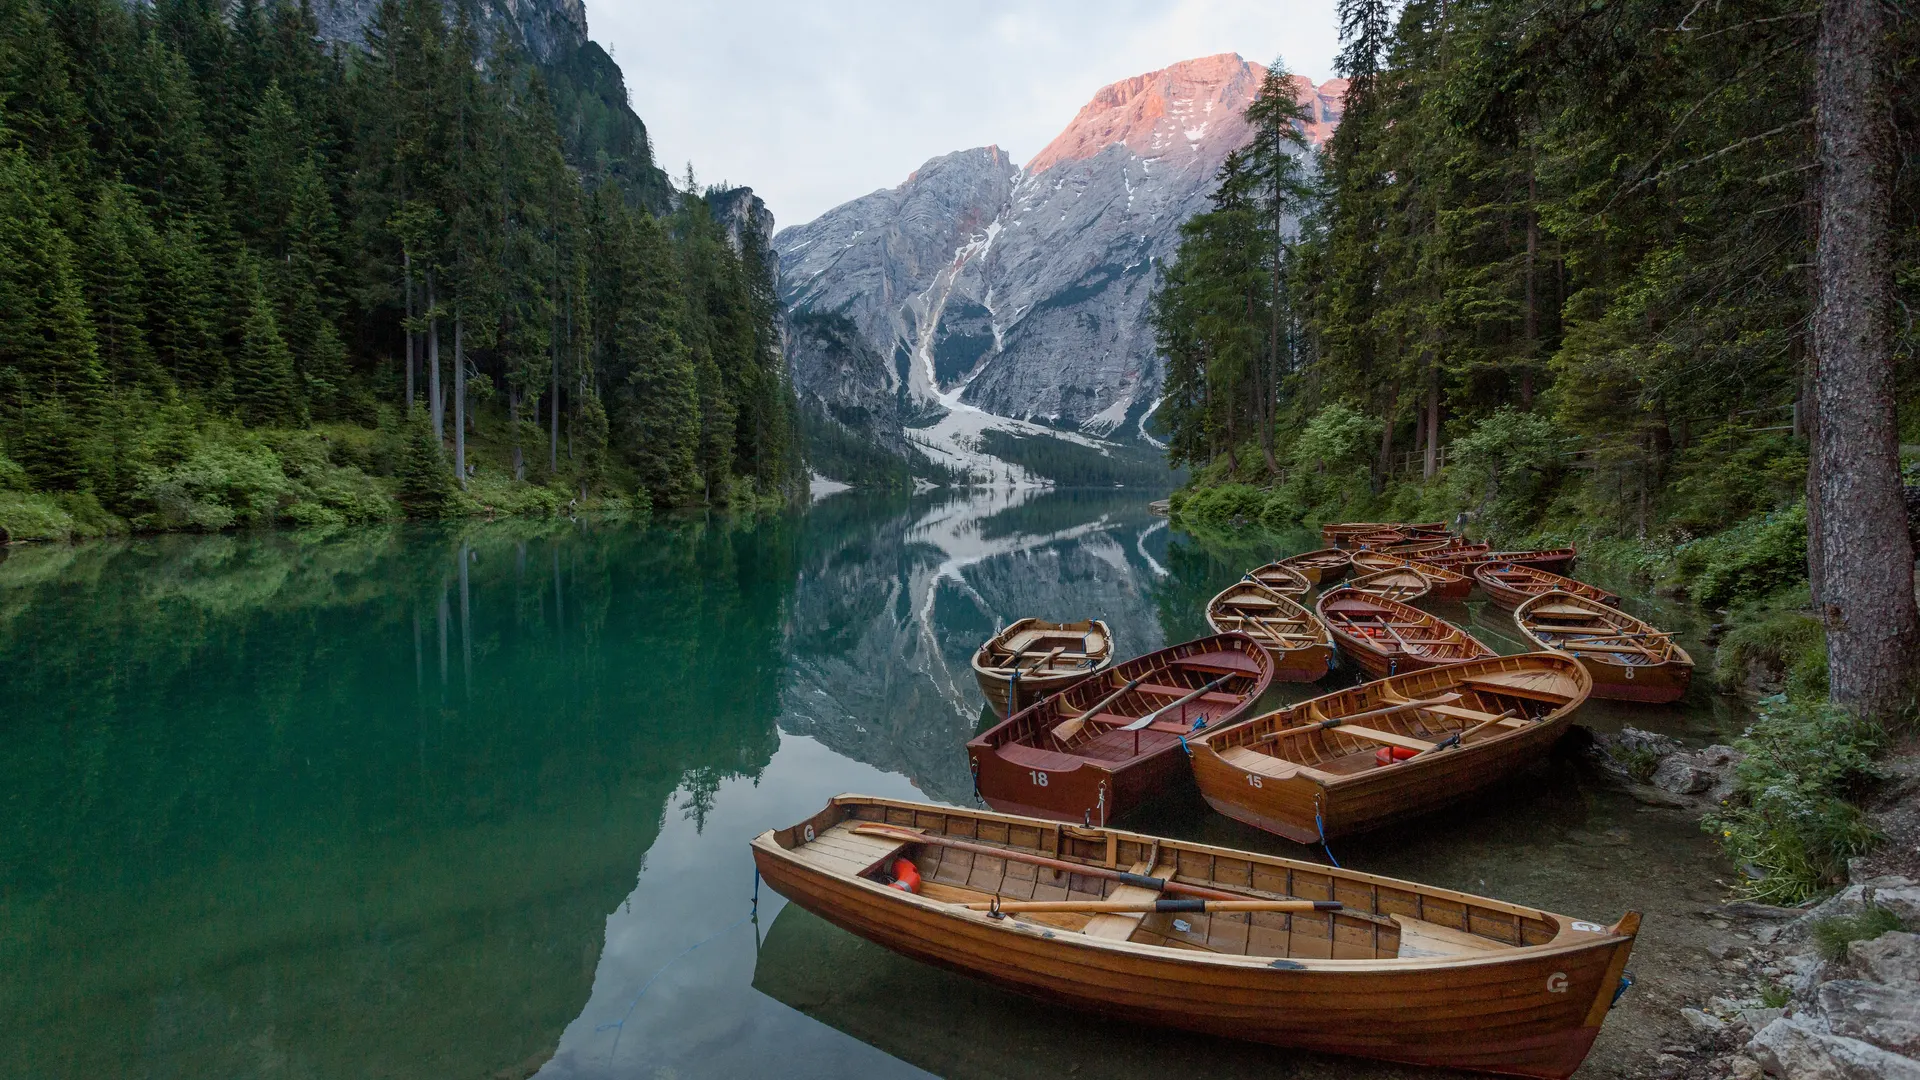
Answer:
777 55 1343 455
311 0 672 208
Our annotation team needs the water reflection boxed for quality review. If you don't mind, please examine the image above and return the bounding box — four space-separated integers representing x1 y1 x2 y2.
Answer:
2 492 1742 1079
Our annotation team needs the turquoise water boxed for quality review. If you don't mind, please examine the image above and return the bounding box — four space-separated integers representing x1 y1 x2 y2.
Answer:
2 491 1738 1078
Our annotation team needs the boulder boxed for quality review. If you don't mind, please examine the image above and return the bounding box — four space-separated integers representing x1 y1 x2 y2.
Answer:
1748 1017 1920 1079
1876 885 1920 927
1818 980 1920 1055
1849 931 1920 986
1684 1006 1728 1035
1653 754 1715 795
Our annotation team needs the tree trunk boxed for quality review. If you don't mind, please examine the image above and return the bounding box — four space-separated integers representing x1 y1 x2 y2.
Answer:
1522 172 1538 409
1810 0 1915 720
1375 383 1398 492
453 314 467 490
509 384 524 481
428 274 443 442
1422 357 1439 480
404 252 416 414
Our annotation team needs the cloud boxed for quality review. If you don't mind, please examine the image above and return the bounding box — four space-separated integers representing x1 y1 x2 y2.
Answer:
590 0 1340 229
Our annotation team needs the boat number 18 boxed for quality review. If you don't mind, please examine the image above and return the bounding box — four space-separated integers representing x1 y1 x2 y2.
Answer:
1028 771 1049 787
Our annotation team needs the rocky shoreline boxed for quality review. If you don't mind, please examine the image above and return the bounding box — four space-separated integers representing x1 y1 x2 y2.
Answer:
1590 729 1920 1079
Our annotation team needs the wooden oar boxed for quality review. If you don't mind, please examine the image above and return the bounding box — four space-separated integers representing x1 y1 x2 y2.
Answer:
849 824 1250 901
1049 676 1144 745
965 898 1343 914
1123 674 1232 731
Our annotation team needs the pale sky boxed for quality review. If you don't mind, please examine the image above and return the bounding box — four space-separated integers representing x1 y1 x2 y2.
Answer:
591 0 1342 230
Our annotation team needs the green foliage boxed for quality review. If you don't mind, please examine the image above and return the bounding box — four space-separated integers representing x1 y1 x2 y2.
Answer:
1448 408 1560 535
395 413 454 515
1674 505 1809 608
0 0 797 538
1173 483 1271 527
1811 907 1907 962
1715 587 1829 699
1707 697 1886 904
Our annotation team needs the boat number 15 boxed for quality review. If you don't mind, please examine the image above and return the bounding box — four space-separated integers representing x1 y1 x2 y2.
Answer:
1247 775 1263 788
1027 771 1049 787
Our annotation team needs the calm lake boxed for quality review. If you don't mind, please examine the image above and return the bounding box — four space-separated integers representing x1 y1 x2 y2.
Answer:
3 489 1747 1079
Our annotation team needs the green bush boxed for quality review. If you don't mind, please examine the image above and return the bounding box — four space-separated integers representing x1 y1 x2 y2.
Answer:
1714 588 1828 699
1664 428 1808 534
1674 504 1808 607
1448 408 1561 536
1707 697 1884 904
132 440 294 531
0 489 75 541
1175 482 1270 527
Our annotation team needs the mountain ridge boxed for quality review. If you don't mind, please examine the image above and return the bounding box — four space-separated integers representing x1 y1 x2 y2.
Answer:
776 54 1343 482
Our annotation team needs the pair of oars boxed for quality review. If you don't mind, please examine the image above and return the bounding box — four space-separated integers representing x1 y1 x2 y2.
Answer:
850 824 1340 916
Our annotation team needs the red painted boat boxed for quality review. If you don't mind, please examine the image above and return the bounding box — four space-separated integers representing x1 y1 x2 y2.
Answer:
967 634 1274 825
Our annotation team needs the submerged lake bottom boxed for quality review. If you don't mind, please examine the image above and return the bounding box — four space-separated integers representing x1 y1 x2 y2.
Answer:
2 489 1745 1078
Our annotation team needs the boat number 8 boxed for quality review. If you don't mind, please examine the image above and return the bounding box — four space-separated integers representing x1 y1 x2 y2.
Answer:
1546 972 1568 994
1028 771 1049 787
1247 775 1263 789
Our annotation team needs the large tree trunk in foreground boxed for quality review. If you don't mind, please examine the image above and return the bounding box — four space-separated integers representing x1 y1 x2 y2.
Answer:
1810 0 1915 721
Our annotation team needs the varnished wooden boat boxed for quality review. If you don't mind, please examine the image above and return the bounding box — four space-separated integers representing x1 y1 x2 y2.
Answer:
1243 561 1313 598
1476 563 1621 612
1316 588 1494 678
1421 547 1577 576
1206 582 1336 682
753 794 1640 1080
1275 548 1351 586
1378 536 1457 555
1352 551 1473 599
1322 522 1448 549
972 618 1114 719
1191 653 1592 843
1345 566 1434 604
967 635 1274 824
1514 592 1693 704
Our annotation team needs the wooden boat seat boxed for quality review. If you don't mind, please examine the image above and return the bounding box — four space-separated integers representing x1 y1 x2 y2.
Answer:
1084 858 1175 940
1133 683 1244 706
790 822 911 878
1221 747 1337 782
1173 650 1265 674
1392 915 1505 958
1077 727 1178 762
1459 674 1578 704
1421 703 1527 728
1331 725 1435 753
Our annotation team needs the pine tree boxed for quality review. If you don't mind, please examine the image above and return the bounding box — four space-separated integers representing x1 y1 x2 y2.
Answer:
147 217 226 396
232 264 301 425
0 144 101 406
82 184 159 387
395 408 453 513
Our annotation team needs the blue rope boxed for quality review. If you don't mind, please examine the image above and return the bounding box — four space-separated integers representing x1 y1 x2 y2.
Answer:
1315 801 1342 869
1178 735 1191 755
598 906 755 1063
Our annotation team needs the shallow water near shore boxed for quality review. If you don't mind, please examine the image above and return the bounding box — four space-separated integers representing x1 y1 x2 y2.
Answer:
2 490 1745 1079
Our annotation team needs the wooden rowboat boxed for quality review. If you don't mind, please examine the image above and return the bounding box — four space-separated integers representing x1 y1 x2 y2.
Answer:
1514 592 1693 704
753 794 1640 1080
967 634 1274 825
1205 581 1336 682
1275 548 1351 586
1191 653 1592 843
1322 522 1448 548
1315 588 1494 678
1243 561 1313 598
1377 536 1457 555
1422 547 1577 576
1352 551 1473 599
1476 564 1621 612
1345 566 1434 604
972 618 1114 719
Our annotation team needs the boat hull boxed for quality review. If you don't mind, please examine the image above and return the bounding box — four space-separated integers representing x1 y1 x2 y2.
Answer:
753 798 1636 1080
976 668 1098 720
1191 656 1588 841
1566 656 1691 704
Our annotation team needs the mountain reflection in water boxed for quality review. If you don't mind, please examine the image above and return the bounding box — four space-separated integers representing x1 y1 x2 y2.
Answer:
3 487 1733 1079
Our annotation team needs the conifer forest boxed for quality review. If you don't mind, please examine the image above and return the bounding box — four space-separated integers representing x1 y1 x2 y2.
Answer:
0 0 796 536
